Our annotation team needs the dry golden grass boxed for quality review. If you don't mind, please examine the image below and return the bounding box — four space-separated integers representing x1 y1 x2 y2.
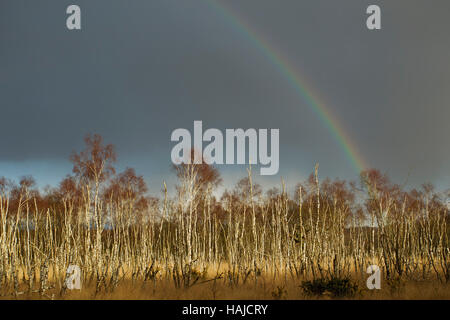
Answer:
1 276 448 300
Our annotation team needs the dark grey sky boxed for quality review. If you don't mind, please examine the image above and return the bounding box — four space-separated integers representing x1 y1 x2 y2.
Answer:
1 0 449 194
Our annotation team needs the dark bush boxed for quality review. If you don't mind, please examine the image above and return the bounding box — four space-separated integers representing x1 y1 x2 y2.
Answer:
300 277 358 298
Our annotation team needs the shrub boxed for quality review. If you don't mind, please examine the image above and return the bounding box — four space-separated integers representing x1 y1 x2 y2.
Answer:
300 277 358 298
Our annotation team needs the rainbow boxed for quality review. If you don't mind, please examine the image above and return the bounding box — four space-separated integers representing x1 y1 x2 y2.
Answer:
205 0 368 175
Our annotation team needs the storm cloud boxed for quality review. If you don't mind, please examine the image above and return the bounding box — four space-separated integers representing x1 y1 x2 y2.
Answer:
0 0 449 192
